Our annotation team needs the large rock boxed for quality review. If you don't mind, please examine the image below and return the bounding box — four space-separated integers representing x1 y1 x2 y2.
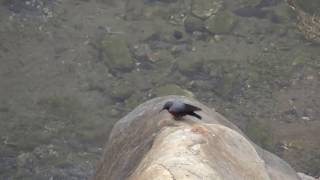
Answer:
93 96 301 180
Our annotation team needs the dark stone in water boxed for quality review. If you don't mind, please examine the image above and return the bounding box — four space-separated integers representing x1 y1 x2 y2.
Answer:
173 30 183 40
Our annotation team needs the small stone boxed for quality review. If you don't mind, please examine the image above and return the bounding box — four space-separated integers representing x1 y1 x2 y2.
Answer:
301 116 311 121
173 30 183 40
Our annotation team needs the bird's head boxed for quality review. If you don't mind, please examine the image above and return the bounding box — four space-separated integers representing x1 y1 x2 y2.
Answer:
160 101 173 112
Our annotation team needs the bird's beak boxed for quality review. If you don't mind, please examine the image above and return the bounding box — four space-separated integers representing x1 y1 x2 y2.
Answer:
159 107 164 113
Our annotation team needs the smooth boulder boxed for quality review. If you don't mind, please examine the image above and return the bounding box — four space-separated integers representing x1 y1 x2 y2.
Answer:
93 96 301 180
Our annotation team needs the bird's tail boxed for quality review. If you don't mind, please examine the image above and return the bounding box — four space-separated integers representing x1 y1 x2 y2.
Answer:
189 112 202 120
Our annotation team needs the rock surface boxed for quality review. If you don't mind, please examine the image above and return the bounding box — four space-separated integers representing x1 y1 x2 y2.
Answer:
298 172 320 180
93 96 301 180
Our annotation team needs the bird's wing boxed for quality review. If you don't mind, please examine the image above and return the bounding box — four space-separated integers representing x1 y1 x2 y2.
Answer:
184 103 202 112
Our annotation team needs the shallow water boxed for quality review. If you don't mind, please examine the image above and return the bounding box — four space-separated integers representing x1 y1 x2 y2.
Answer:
0 0 319 179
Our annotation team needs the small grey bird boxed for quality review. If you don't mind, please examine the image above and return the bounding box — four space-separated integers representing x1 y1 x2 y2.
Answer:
160 100 202 120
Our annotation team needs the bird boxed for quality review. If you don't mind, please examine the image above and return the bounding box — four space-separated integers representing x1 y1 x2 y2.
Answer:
160 100 202 120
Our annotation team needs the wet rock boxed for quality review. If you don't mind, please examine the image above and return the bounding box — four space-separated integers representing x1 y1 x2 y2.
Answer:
191 0 223 19
205 11 236 34
184 15 206 33
153 84 194 97
93 96 301 180
173 30 183 40
101 35 134 72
